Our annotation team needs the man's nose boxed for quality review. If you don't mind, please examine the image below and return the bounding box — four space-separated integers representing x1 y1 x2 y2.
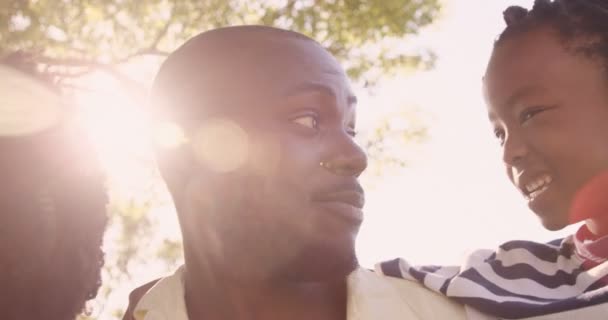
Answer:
321 133 368 177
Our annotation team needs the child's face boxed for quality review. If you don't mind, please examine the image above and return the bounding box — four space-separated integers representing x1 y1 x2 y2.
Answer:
484 26 608 231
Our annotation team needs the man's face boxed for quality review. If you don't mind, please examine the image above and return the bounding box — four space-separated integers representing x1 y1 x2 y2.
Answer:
484 27 608 231
176 32 367 280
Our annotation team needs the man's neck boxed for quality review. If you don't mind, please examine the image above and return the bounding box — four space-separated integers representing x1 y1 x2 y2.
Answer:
183 261 348 320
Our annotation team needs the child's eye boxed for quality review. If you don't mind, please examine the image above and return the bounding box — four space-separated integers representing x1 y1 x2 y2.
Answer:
291 115 318 129
520 109 542 123
494 128 506 146
519 106 554 124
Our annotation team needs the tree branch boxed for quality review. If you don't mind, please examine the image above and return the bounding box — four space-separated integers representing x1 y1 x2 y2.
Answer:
34 55 148 100
112 4 176 65
46 68 95 79
179 4 207 37
113 47 171 65
150 13 173 49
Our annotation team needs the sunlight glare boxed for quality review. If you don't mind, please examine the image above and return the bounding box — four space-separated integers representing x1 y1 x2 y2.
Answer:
73 71 154 196
0 65 64 135
154 121 187 149
192 118 249 173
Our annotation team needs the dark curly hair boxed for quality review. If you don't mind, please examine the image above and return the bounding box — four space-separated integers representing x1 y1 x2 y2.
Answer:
0 54 108 320
496 0 608 73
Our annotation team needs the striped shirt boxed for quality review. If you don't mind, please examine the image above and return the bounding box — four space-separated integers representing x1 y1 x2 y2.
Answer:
377 225 608 319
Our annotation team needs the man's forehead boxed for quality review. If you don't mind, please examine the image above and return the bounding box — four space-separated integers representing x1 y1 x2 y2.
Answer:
152 27 349 123
186 25 314 45
159 26 343 81
168 27 321 64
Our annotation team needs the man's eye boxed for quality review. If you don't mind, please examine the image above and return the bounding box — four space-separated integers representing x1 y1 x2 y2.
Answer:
346 128 358 138
291 115 318 129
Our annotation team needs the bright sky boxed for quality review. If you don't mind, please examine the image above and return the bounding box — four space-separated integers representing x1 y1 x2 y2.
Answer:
76 0 583 317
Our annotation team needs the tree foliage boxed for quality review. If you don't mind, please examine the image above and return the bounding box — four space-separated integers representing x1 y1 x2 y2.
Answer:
1 0 439 85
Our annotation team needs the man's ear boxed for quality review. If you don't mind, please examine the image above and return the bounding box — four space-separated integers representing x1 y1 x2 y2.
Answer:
155 144 196 201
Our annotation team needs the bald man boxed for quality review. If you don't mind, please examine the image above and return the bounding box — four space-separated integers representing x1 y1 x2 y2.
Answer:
123 26 466 320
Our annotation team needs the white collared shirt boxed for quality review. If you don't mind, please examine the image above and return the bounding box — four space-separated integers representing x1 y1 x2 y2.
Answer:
132 266 467 320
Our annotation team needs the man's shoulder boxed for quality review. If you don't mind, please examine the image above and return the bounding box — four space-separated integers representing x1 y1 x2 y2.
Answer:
352 269 467 320
121 279 161 320
361 269 444 297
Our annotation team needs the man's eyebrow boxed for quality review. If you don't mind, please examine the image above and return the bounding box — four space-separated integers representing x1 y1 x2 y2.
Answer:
283 82 357 105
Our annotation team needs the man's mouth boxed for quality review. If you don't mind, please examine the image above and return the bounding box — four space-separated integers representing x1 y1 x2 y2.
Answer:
523 174 553 201
315 190 364 208
312 184 365 223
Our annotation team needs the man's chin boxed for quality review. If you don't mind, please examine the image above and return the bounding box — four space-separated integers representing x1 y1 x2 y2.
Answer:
275 242 359 282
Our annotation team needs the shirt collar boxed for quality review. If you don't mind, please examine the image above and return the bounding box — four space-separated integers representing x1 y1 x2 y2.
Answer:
574 224 608 264
133 266 412 320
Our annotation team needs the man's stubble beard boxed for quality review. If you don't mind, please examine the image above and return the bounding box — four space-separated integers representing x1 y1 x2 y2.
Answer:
184 176 360 285
213 214 360 284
